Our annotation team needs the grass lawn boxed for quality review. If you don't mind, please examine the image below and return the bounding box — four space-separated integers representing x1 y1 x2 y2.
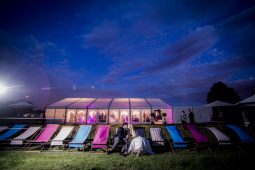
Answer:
0 150 254 170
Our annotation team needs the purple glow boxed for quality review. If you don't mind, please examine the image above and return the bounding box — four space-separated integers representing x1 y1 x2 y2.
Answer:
166 108 173 124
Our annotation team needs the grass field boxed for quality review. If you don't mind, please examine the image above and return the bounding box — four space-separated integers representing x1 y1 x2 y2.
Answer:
0 150 254 170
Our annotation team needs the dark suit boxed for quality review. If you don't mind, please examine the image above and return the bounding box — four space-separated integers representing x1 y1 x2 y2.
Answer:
112 127 128 152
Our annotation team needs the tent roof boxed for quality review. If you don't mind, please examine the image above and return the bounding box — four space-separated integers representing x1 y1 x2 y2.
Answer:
108 98 130 109
47 98 171 109
238 94 255 104
88 98 112 109
67 98 96 108
48 98 80 107
204 100 234 107
146 98 171 108
130 98 150 108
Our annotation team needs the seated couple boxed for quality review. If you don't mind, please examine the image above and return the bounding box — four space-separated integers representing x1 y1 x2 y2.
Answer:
107 123 153 156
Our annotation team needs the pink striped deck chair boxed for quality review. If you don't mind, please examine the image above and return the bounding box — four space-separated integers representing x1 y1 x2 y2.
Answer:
26 124 59 151
91 125 110 152
186 124 211 151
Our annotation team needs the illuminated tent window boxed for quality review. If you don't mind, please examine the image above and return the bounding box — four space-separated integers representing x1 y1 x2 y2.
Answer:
120 110 129 123
76 110 86 124
87 110 97 124
142 109 151 123
45 109 55 123
66 109 76 123
131 110 140 123
109 110 119 123
154 109 162 124
55 109 65 124
97 110 107 123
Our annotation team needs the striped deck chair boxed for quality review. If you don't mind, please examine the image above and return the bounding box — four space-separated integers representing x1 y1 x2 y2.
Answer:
150 128 164 146
165 126 189 151
0 124 25 141
186 124 211 151
150 128 165 153
26 124 59 151
0 126 8 133
68 125 92 151
11 126 41 145
206 127 231 146
226 125 255 144
91 125 110 152
50 126 74 148
135 128 146 138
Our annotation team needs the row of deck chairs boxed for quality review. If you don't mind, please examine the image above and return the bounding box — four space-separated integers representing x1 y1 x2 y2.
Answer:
165 124 255 152
0 124 110 152
0 124 254 152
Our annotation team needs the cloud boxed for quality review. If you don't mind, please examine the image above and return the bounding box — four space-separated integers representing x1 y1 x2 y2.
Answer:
218 6 255 65
83 22 120 49
2 0 254 107
145 25 218 72
229 79 255 98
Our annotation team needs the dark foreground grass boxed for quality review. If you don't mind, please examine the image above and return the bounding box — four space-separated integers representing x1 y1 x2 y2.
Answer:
0 151 254 170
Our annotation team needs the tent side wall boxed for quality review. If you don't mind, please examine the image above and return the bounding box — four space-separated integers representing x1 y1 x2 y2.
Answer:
146 98 173 124
46 98 173 125
173 107 212 124
130 98 151 124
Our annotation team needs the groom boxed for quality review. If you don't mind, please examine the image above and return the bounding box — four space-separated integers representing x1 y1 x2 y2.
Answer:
108 123 129 155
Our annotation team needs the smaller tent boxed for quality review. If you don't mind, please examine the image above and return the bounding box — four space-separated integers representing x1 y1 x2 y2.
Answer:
238 94 255 105
8 100 35 108
204 100 234 107
205 100 237 123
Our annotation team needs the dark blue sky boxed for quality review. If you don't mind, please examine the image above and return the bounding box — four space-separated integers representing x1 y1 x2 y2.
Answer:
0 0 255 107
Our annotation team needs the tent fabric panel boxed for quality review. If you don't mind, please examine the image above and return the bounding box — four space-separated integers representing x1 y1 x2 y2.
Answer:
109 98 130 109
48 98 80 107
146 98 171 108
130 98 150 108
88 98 112 108
67 98 96 108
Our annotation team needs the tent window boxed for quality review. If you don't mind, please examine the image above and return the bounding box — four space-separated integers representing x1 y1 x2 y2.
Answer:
97 109 107 124
131 109 140 123
87 110 97 124
76 110 86 124
142 109 151 123
66 109 76 123
109 109 119 123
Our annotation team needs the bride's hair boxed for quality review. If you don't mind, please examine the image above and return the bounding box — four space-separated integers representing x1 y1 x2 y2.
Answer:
128 124 136 138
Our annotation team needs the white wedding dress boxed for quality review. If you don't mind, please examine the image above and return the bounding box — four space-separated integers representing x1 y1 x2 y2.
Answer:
128 136 153 155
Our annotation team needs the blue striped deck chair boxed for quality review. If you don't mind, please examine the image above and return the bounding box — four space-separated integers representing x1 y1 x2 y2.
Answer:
68 125 92 151
226 125 255 144
135 128 146 138
0 124 25 141
166 126 188 151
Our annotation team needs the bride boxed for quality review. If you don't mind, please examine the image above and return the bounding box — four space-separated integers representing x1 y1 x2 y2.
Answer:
127 124 153 156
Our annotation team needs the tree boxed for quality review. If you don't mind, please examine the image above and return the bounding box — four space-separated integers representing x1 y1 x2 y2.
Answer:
207 82 241 104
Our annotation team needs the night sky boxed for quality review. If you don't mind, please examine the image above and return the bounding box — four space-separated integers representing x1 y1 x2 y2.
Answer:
0 0 255 108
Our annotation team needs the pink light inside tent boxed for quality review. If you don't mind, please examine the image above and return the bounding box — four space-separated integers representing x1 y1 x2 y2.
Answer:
166 107 173 124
